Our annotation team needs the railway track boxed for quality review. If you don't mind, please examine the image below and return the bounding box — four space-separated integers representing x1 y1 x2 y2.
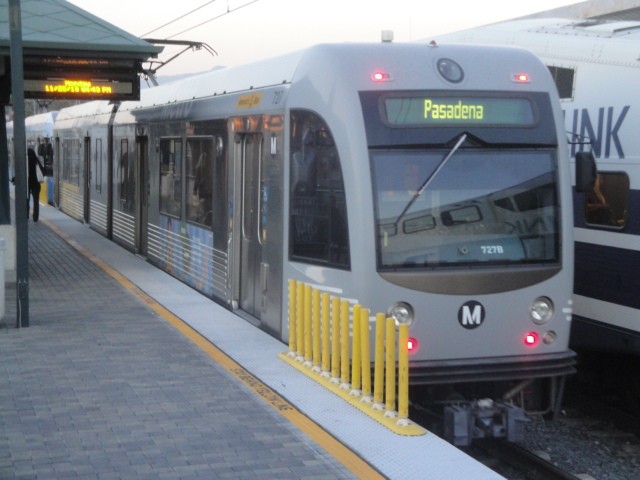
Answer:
469 439 583 480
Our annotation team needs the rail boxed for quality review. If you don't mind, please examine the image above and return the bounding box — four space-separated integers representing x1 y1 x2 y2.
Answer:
278 280 427 436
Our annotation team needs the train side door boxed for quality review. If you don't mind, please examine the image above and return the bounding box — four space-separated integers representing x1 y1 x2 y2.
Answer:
135 136 149 256
83 136 91 224
235 131 264 320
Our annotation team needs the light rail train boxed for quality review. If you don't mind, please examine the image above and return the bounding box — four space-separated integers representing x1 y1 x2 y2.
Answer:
433 18 640 357
10 42 588 444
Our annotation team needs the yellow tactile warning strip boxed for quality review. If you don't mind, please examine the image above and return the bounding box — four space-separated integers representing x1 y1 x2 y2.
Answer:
42 218 385 480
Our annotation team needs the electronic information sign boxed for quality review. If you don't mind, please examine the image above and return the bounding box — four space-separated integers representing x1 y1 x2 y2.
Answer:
20 55 141 101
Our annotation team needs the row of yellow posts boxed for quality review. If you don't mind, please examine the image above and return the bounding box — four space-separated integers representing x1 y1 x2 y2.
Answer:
278 279 427 436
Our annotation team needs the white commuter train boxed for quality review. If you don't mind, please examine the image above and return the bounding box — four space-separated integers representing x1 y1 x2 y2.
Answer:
433 18 640 357
31 42 588 444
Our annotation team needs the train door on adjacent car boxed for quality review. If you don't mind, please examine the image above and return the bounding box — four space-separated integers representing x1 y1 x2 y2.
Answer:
135 136 149 256
54 137 61 206
83 137 91 224
235 131 264 320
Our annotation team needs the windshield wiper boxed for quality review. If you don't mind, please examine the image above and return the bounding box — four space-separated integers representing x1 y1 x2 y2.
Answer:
394 133 467 224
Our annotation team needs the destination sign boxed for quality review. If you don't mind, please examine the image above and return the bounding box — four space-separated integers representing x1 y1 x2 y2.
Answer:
383 96 535 126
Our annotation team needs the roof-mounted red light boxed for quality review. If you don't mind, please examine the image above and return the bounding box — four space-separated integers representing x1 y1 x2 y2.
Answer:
513 73 531 83
371 71 392 82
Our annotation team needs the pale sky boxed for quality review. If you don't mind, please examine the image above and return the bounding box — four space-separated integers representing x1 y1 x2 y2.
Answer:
68 0 578 76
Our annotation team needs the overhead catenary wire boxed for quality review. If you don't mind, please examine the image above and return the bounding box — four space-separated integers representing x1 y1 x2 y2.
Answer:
140 0 261 40
165 0 261 40
141 0 218 37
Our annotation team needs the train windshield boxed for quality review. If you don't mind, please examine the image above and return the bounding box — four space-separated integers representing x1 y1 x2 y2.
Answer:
371 148 558 269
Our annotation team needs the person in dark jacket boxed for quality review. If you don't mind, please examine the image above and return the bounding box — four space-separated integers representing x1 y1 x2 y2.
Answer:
27 148 42 222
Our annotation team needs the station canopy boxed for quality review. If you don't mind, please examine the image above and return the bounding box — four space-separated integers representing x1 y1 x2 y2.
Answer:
0 0 163 102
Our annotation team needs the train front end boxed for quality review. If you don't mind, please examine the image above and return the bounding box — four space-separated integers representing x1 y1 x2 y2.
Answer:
286 43 575 445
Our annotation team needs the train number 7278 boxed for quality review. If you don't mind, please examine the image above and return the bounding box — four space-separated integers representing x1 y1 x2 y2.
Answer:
481 245 504 254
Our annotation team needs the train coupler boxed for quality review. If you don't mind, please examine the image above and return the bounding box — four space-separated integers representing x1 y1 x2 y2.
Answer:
443 399 529 446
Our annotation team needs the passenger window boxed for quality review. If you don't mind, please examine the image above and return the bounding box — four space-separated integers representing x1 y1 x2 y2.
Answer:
159 138 183 217
186 137 214 227
119 139 135 214
289 110 350 269
547 66 575 100
62 138 81 185
585 172 628 228
95 138 102 193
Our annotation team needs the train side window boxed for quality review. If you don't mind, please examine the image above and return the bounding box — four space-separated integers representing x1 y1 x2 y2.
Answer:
186 137 214 227
547 66 575 100
159 138 183 218
289 110 350 269
119 139 135 215
585 172 629 228
62 138 81 186
95 138 102 193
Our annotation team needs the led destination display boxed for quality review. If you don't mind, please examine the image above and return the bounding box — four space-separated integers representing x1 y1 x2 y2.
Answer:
384 96 535 126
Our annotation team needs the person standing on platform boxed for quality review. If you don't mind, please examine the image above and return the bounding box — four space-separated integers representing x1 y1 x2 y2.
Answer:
27 148 43 222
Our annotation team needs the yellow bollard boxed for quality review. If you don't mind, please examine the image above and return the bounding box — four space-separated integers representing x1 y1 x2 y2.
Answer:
330 296 341 381
360 308 372 402
312 288 321 371
304 284 312 365
398 323 410 422
385 317 397 416
351 304 361 395
296 282 304 360
373 313 386 409
288 279 297 356
321 293 331 376
340 299 350 388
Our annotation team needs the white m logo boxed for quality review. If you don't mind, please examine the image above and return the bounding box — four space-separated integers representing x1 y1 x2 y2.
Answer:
458 301 485 329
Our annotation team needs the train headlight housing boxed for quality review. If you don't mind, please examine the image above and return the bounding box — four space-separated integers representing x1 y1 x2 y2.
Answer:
530 296 554 324
388 302 414 327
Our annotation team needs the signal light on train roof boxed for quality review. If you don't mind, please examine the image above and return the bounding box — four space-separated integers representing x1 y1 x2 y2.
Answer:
524 332 539 347
371 71 392 82
513 73 531 83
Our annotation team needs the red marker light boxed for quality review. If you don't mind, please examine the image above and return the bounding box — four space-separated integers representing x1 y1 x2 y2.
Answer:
407 337 419 354
513 73 530 83
524 332 539 346
371 71 392 82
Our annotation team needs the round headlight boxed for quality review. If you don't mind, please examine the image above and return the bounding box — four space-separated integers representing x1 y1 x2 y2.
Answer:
387 302 414 326
530 297 554 324
543 331 557 345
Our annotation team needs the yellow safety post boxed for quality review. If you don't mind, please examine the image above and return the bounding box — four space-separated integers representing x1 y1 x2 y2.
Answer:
384 317 397 416
372 313 386 410
312 288 321 371
288 279 297 357
330 296 341 382
296 281 304 361
304 284 312 366
360 307 372 402
321 293 331 377
278 300 427 436
397 323 410 425
351 304 362 396
340 299 350 389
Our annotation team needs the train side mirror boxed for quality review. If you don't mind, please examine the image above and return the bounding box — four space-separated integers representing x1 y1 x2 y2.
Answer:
575 151 597 193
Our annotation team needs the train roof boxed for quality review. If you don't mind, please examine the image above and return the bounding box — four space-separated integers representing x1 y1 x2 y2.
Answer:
53 42 554 123
434 18 640 67
117 42 547 112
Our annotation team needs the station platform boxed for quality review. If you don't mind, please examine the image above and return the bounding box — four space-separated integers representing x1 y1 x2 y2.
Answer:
0 201 505 480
